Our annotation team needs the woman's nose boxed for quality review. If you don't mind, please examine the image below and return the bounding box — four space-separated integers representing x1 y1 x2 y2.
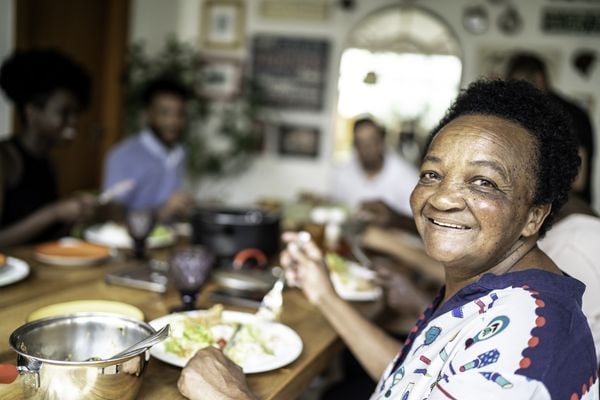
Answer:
426 181 466 211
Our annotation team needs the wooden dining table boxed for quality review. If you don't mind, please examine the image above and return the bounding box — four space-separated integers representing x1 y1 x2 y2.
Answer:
0 244 348 399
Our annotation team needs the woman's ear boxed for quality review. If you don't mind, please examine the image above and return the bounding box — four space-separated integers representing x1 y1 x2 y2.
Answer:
521 203 552 237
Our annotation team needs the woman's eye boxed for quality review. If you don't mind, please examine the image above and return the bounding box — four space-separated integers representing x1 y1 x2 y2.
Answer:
472 178 497 188
420 171 439 182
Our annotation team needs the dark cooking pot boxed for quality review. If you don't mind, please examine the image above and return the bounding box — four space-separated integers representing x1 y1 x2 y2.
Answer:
191 207 281 262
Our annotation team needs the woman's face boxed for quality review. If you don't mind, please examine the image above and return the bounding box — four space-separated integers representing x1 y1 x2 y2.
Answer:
410 114 541 274
27 89 81 142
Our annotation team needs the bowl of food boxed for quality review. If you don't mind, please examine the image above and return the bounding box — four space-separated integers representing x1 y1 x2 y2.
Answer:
5 313 160 400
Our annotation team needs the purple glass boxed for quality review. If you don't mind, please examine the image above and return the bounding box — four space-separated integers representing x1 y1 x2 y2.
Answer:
170 246 215 312
126 209 157 260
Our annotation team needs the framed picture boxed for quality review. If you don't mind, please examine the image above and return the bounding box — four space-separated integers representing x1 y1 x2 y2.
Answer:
199 59 242 100
252 35 330 110
278 124 320 158
201 0 245 50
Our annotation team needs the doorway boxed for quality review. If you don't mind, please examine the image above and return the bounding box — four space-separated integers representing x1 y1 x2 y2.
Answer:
335 5 462 164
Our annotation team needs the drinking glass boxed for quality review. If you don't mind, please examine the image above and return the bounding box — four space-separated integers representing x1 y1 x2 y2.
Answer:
126 208 157 260
170 246 215 312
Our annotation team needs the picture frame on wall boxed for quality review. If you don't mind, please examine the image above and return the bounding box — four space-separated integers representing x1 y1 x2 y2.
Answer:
201 0 245 50
252 35 330 111
278 124 320 158
199 58 242 100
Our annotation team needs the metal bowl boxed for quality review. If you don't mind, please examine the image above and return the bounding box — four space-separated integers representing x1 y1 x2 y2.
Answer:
9 313 156 400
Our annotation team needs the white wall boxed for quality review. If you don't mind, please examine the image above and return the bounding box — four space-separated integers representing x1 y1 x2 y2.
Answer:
0 0 15 139
130 0 600 210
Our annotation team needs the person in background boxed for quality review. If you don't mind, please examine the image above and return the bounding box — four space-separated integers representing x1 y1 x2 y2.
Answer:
506 51 596 205
330 117 419 219
177 80 598 399
0 49 98 247
103 77 194 221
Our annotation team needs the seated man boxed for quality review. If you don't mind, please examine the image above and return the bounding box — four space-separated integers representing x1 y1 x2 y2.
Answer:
330 117 419 217
103 78 194 220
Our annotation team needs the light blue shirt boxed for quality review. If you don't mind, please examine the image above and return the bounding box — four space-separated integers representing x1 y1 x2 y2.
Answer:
103 129 185 210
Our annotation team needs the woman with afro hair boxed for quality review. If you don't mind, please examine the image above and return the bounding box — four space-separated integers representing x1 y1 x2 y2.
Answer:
0 49 99 246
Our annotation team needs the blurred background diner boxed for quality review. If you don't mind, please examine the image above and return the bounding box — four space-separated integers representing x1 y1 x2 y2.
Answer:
0 0 599 399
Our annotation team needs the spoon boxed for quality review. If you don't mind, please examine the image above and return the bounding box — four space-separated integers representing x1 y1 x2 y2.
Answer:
87 324 170 362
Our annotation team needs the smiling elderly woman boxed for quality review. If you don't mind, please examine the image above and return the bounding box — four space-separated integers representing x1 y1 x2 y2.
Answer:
177 80 598 400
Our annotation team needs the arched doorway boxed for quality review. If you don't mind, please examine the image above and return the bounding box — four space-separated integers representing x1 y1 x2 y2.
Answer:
334 5 462 164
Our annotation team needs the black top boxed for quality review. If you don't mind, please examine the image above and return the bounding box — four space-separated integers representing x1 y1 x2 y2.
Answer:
551 92 595 204
1 136 61 242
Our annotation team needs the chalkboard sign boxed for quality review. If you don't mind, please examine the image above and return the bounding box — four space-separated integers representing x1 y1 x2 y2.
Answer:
251 35 330 110
542 8 600 34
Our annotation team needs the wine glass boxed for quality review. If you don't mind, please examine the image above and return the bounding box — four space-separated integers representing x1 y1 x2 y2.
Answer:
170 246 215 312
125 208 157 260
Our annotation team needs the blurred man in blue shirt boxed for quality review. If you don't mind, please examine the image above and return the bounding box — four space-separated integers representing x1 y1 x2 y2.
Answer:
103 78 194 220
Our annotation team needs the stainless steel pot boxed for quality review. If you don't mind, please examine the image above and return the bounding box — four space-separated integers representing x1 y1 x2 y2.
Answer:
7 313 158 400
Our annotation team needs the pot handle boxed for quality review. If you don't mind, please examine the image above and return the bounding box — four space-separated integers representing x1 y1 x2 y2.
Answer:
232 248 268 270
0 364 18 384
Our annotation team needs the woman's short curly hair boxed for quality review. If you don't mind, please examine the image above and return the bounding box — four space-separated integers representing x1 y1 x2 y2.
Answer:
428 79 580 237
0 49 91 119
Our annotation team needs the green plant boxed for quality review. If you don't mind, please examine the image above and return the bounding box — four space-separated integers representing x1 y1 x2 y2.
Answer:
123 36 264 178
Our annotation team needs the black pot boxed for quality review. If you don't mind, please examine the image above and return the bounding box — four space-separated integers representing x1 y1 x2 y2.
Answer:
191 207 281 264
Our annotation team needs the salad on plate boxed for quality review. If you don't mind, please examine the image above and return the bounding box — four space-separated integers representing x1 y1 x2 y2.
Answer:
150 305 303 373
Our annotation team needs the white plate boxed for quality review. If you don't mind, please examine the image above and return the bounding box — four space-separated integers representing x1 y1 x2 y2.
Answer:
84 223 175 249
149 310 303 374
34 238 112 267
330 262 382 302
0 257 30 287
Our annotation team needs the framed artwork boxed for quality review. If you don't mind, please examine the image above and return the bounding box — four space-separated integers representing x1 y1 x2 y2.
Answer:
201 0 245 50
278 124 320 158
199 58 242 100
252 35 330 110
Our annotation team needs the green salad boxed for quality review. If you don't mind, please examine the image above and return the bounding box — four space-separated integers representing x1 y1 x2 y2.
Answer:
162 305 274 365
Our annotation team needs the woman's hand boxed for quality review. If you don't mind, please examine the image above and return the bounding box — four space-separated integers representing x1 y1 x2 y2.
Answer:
178 347 256 400
280 232 337 304
51 193 98 223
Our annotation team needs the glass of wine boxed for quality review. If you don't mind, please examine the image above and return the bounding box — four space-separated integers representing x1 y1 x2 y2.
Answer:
125 208 157 260
170 246 215 312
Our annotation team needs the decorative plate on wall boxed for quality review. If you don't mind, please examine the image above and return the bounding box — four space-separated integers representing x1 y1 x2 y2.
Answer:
463 5 490 35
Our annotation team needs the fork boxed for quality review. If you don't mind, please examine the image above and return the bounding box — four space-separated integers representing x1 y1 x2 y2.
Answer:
255 270 285 321
255 232 311 321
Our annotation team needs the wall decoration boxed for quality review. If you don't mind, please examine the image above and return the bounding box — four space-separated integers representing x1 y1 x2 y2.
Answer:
252 35 330 110
572 50 597 78
497 6 523 35
542 8 600 35
278 124 320 158
259 0 331 21
201 0 245 50
462 5 490 35
199 58 242 100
